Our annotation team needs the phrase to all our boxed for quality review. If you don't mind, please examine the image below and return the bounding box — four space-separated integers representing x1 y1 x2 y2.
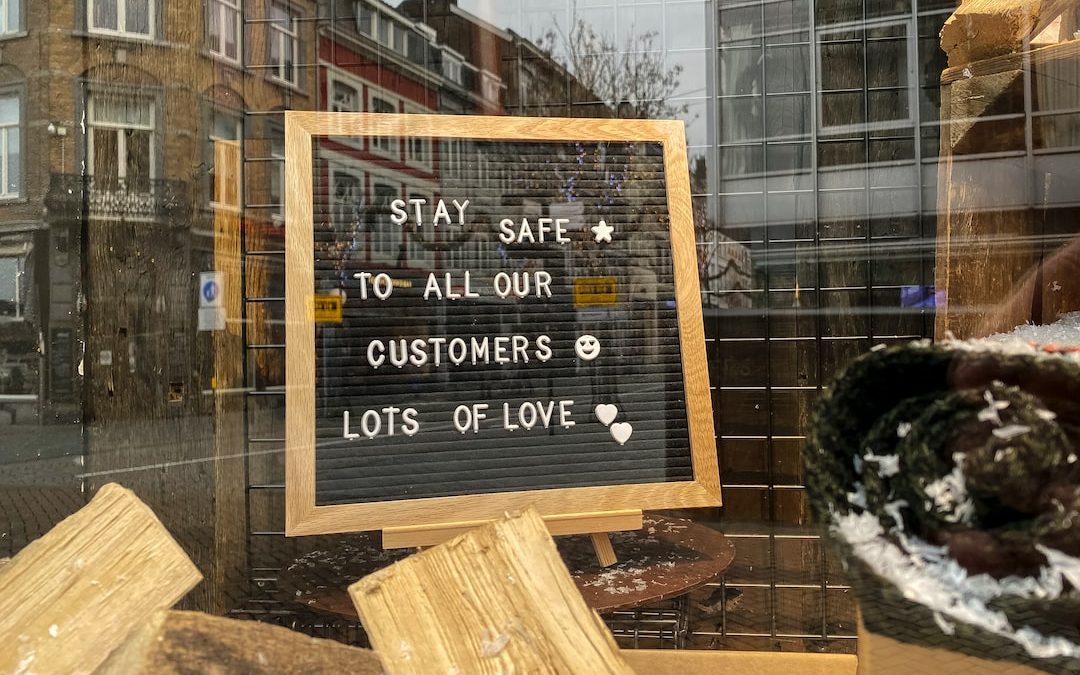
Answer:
338 197 633 447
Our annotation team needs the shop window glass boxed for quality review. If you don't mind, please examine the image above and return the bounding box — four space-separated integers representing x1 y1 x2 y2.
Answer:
208 111 241 208
368 92 397 156
330 168 362 231
330 80 358 112
0 240 27 321
268 3 298 85
208 0 241 62
0 0 18 34
0 95 18 197
89 0 153 38
269 128 284 224
87 94 154 191
369 181 398 261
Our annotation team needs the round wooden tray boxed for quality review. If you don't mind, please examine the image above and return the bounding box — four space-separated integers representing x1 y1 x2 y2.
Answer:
278 514 735 618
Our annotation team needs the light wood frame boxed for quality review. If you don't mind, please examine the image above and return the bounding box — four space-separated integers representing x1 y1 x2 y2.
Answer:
285 112 720 536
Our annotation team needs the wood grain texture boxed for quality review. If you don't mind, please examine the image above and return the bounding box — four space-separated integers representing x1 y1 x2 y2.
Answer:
940 0 1067 66
857 615 1041 674
349 507 635 675
942 36 1080 83
623 649 857 675
284 112 721 537
285 111 684 142
284 114 317 536
663 123 722 507
590 533 618 567
936 39 1080 339
0 483 202 675
211 139 248 613
382 510 643 549
96 610 384 674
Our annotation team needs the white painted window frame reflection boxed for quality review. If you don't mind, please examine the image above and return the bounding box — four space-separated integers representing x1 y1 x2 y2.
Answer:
269 125 285 226
324 66 365 150
814 16 917 136
354 1 374 37
441 49 464 85
209 112 242 213
268 3 300 86
366 85 399 158
0 94 18 199
403 103 432 171
208 0 242 64
86 94 156 185
0 0 19 35
368 177 400 264
480 69 502 104
328 164 364 256
87 0 154 40
0 240 29 321
403 187 434 269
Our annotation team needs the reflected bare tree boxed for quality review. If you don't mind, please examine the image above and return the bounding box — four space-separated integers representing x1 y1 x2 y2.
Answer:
537 17 688 120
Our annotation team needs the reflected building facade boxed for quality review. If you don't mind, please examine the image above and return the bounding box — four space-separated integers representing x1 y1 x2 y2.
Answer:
0 0 1076 655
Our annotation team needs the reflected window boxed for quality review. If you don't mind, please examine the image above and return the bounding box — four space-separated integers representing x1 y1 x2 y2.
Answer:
209 110 241 209
442 51 463 85
269 127 284 225
403 106 430 169
0 237 28 321
0 0 18 35
89 0 153 39
329 79 359 112
816 18 916 135
370 181 399 261
377 14 409 56
207 0 241 63
480 71 500 103
405 191 432 268
87 94 155 191
0 94 19 198
355 4 374 37
440 138 463 179
330 167 362 231
268 3 298 86
367 90 397 156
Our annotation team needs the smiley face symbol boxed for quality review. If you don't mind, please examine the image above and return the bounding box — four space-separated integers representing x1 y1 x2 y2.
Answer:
575 334 601 361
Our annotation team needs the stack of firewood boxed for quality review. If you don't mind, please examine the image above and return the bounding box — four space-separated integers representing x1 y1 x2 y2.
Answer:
0 484 637 674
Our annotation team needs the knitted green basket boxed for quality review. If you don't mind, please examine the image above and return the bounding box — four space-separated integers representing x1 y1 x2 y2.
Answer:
805 341 1080 673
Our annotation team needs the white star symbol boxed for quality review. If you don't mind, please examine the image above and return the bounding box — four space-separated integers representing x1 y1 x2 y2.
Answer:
591 219 614 243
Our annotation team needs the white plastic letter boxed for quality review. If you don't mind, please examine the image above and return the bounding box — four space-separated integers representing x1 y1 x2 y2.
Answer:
559 400 575 428
423 273 442 300
453 405 471 433
472 403 489 433
432 199 451 226
535 335 552 362
343 411 361 439
361 410 382 439
389 199 408 226
497 219 515 244
401 408 419 436
409 197 426 225
367 340 385 368
453 199 469 224
373 273 393 300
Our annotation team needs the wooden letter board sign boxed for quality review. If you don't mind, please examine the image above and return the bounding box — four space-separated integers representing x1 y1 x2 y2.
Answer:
285 113 719 540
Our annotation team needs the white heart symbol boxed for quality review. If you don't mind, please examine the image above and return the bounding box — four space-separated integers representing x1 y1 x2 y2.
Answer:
610 422 633 445
595 404 618 426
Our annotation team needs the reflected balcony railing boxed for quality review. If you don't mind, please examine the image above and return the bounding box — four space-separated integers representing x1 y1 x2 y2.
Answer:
46 174 190 222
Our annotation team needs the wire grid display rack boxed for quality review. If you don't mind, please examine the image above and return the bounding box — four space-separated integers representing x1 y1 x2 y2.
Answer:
233 0 953 656
231 572 690 650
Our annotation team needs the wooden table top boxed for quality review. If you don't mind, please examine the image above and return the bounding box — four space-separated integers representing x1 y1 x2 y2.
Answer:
279 514 735 618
